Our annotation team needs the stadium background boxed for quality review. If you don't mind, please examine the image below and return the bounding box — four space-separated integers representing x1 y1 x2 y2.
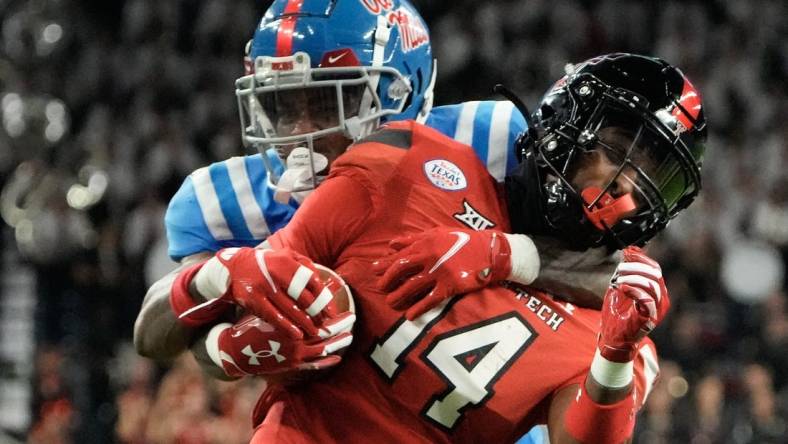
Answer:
0 0 785 442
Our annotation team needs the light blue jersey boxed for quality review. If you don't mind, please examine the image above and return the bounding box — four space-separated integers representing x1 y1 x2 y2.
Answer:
165 101 526 261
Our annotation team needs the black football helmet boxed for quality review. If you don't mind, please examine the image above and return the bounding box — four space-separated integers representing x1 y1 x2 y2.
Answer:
505 53 706 250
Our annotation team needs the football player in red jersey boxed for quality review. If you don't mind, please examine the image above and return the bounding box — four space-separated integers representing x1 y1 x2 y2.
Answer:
181 53 705 443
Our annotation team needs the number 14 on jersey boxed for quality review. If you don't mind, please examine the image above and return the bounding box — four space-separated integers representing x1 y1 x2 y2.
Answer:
370 303 537 430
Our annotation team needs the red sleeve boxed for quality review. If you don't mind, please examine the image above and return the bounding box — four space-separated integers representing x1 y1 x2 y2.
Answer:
550 338 660 412
267 174 373 267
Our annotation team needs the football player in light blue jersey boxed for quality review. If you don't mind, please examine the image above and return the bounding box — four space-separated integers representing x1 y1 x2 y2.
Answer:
137 0 542 375
137 0 536 359
134 2 610 443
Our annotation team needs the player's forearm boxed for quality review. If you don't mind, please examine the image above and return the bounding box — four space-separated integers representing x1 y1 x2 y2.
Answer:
548 379 635 444
552 351 638 444
133 267 196 360
133 253 214 360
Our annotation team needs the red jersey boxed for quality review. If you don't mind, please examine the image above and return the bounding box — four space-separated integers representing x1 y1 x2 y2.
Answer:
263 121 659 443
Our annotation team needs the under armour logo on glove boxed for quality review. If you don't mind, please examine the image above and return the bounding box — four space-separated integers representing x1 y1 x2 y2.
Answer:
217 314 354 377
242 342 286 364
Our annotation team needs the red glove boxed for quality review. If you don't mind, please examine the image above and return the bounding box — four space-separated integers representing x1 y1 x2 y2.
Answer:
178 247 340 339
598 246 670 363
373 228 512 320
214 313 355 378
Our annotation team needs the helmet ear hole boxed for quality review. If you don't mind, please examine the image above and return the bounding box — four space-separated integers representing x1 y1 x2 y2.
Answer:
537 104 555 123
396 73 415 117
515 131 535 162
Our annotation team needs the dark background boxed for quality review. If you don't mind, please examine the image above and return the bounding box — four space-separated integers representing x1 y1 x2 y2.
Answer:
0 0 785 442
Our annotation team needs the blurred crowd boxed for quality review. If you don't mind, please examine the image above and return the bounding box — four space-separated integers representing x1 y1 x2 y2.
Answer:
0 0 785 442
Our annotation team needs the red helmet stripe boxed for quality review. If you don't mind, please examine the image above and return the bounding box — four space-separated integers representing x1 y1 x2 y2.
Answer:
672 79 702 131
276 0 305 57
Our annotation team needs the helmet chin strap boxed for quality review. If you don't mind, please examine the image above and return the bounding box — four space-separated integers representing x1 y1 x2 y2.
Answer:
416 59 437 124
273 147 329 204
357 15 391 138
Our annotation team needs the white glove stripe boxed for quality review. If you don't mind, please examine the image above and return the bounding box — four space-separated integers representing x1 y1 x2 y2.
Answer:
615 274 661 302
428 231 470 274
287 265 314 301
179 296 226 320
616 262 661 280
205 323 233 369
306 287 333 317
193 257 231 300
622 285 658 319
255 249 279 293
318 314 357 338
323 334 353 355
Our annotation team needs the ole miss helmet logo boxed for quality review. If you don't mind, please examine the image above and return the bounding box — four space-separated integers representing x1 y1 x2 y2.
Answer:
359 0 429 53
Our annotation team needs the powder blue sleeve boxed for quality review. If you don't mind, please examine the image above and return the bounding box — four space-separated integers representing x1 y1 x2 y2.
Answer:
426 101 527 182
164 154 297 261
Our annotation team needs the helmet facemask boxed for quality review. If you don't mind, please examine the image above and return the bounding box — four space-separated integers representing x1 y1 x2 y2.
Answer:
236 51 413 202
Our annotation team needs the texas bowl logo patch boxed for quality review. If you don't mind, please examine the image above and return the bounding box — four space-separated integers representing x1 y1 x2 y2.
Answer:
423 159 467 191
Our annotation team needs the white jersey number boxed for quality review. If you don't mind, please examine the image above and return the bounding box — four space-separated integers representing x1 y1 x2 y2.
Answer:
371 310 536 430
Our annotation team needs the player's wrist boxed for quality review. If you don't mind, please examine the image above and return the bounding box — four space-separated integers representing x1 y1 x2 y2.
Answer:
169 260 234 328
193 256 231 301
590 347 634 389
502 233 539 285
597 337 639 363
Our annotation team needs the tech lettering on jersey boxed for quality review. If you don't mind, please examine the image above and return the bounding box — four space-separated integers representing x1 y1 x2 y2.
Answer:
423 159 467 191
514 290 566 332
453 199 495 231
